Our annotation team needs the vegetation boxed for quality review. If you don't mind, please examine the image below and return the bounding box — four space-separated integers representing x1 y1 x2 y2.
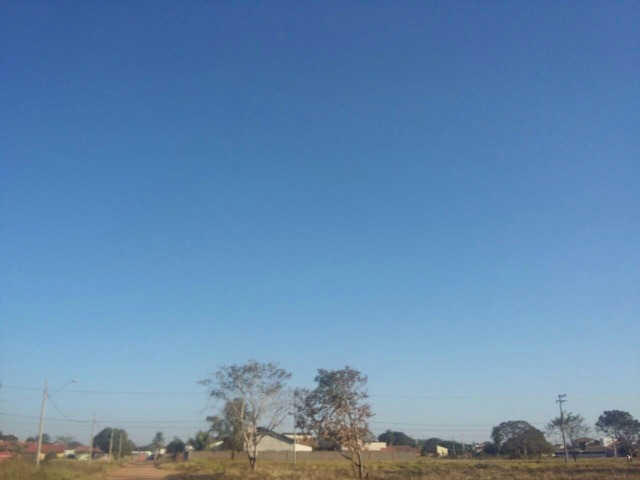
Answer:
422 438 468 456
0 457 113 480
157 457 640 480
187 430 214 451
199 360 292 471
207 398 246 454
93 427 134 458
547 412 590 444
596 410 640 456
25 433 51 444
151 431 166 451
490 421 554 457
167 437 186 454
378 430 417 447
296 366 374 478
547 412 591 460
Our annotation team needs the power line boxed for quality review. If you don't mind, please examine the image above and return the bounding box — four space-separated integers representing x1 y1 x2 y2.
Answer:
3 384 639 400
0 411 207 426
369 393 553 399
0 385 207 396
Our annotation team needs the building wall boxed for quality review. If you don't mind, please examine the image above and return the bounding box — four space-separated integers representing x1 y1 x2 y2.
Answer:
363 442 387 451
191 450 419 462
256 435 312 452
436 446 448 457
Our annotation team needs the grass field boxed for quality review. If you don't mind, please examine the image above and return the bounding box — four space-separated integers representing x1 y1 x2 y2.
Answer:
2 456 639 480
159 457 640 480
0 457 115 480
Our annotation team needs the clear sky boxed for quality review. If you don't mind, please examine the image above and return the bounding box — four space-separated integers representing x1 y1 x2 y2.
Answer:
1 1 638 447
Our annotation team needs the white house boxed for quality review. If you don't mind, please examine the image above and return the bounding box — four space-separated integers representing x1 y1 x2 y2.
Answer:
256 428 313 452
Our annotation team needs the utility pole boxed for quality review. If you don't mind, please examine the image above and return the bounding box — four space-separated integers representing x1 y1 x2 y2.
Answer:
292 391 297 467
118 432 123 460
35 381 48 466
88 414 96 462
557 394 569 463
109 429 115 462
35 379 78 465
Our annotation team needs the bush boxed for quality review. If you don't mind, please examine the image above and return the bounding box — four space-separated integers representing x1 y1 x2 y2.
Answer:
44 451 57 462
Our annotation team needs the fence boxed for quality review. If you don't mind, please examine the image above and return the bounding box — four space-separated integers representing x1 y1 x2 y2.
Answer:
190 450 420 463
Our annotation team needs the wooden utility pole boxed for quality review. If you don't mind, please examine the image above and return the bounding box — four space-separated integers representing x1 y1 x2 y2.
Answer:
557 394 569 463
88 414 96 461
108 429 115 462
35 381 48 466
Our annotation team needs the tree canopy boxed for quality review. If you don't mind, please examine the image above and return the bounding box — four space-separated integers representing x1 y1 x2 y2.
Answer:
378 430 417 447
422 438 466 456
188 430 213 451
54 435 75 445
150 431 165 451
207 398 246 452
596 410 640 456
27 433 51 444
546 412 590 450
200 360 292 471
296 366 373 478
166 437 185 454
491 420 554 457
93 428 133 458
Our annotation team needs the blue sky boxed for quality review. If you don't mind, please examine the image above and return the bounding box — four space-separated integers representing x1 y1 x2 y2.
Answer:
1 1 638 446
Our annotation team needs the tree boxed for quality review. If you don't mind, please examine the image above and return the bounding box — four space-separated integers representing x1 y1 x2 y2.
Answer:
188 430 213 451
378 430 416 447
296 366 374 478
546 412 591 460
166 437 185 454
27 433 51 444
54 435 75 446
207 398 245 454
596 410 640 457
93 428 133 458
491 421 554 457
150 431 165 452
421 437 466 456
199 360 292 471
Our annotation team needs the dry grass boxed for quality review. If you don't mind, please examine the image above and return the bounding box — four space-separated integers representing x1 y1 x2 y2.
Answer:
0 457 115 480
10 456 634 480
157 457 640 480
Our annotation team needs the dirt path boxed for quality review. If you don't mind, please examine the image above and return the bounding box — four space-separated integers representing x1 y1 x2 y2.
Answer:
106 460 174 480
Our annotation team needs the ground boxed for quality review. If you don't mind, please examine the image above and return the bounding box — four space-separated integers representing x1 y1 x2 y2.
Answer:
106 460 173 480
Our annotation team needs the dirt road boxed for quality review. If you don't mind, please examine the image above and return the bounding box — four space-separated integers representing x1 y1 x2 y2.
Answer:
106 460 174 480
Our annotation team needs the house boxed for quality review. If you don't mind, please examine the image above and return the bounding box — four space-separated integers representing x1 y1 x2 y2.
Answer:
255 428 313 452
473 442 492 454
361 441 387 451
423 444 449 457
554 439 616 459
283 433 318 449
380 446 421 454
24 442 67 460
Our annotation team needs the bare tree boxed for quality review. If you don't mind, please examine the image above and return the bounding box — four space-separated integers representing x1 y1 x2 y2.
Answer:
199 360 291 471
296 366 373 478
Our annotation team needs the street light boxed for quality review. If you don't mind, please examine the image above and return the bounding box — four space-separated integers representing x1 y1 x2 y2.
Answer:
35 379 79 466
